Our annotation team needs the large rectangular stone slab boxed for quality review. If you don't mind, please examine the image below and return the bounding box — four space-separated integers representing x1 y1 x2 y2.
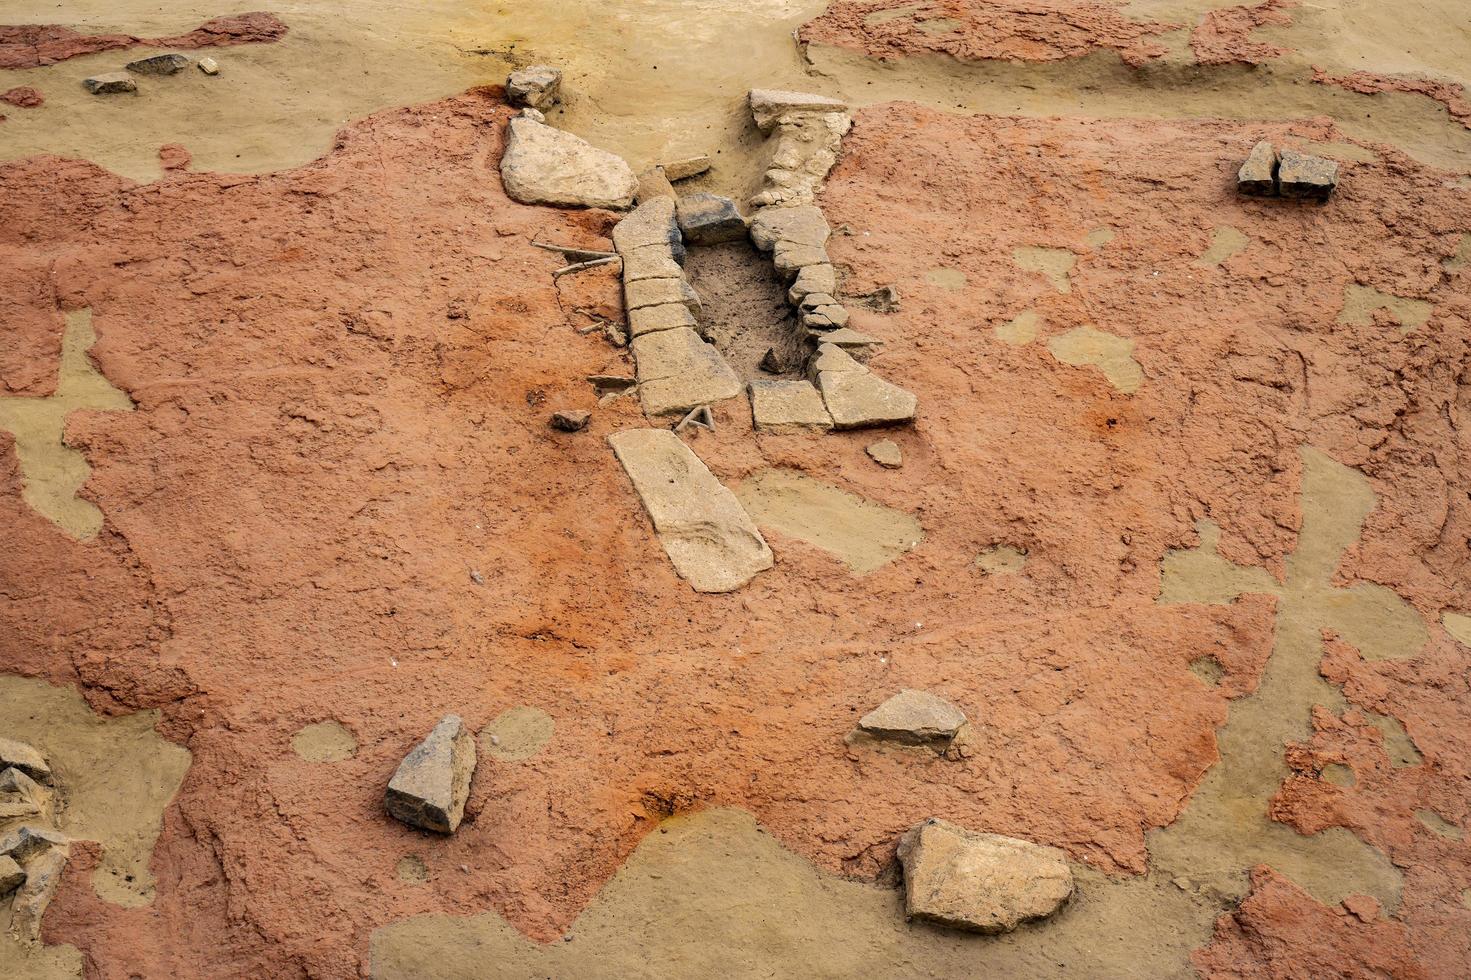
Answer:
632 327 742 416
748 379 832 433
608 429 773 592
628 302 697 338
624 276 702 316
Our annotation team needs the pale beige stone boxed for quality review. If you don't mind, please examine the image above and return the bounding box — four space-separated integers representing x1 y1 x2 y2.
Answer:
818 369 917 429
620 243 683 283
500 117 636 210
624 277 702 316
866 439 902 469
859 689 963 743
628 303 697 338
632 328 741 416
748 380 832 433
750 206 830 252
748 89 848 133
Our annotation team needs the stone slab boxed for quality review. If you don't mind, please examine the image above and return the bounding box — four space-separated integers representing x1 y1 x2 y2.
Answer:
1238 140 1277 196
749 89 848 133
859 689 964 743
500 117 636 210
750 206 831 252
818 368 917 429
624 277 702 316
628 302 698 338
748 379 832 433
632 328 742 416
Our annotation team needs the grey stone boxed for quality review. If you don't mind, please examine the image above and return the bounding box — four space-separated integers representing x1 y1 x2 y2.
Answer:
0 738 51 783
635 166 676 204
620 243 683 283
750 206 830 252
550 410 590 432
748 380 832 433
773 241 831 280
82 72 137 95
0 826 67 863
197 57 220 76
818 368 917 429
632 328 741 416
749 88 848 133
608 429 772 592
384 715 476 834
587 374 636 394
506 65 562 110
897 819 1074 934
1238 140 1277 197
866 439 903 469
759 347 790 374
859 689 963 743
126 53 191 75
628 302 697 337
9 843 68 942
867 284 900 313
1278 149 1339 201
624 276 702 316
500 117 636 210
613 197 683 256
676 193 747 245
0 855 23 895
661 155 711 181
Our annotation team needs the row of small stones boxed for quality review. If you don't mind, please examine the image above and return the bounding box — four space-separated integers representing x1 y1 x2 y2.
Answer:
82 53 221 94
0 738 71 943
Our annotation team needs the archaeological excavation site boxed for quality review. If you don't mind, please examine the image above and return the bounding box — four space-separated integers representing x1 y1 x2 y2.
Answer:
2 1 1470 977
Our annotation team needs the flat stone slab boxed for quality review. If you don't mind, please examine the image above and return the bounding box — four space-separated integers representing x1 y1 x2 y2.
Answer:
750 206 831 252
1238 140 1277 196
126 53 191 75
866 439 903 468
773 241 831 279
749 89 848 133
0 738 51 783
748 379 832 433
859 689 964 743
628 302 697 338
807 341 866 380
625 277 702 316
83 72 136 95
608 429 772 592
500 117 636 210
818 368 917 429
620 243 683 283
789 264 838 304
898 818 1074 934
385 715 476 834
613 197 682 255
632 327 742 416
1278 148 1339 201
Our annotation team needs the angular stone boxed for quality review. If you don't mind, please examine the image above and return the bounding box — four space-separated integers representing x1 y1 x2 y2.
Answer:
1238 140 1277 197
632 328 741 416
859 689 964 743
624 277 702 316
759 347 790 374
817 327 882 350
0 738 51 783
773 241 831 280
1278 149 1339 201
676 193 747 245
789 265 838 305
500 117 636 210
661 155 711 181
550 410 590 432
628 302 697 338
802 311 836 331
748 380 832 433
0 825 67 863
197 57 220 76
506 65 563 110
811 304 849 328
750 206 830 252
126 53 191 75
897 819 1074 934
0 767 47 820
9 844 68 942
0 855 22 895
749 88 848 133
384 715 476 834
83 72 137 95
818 369 917 429
608 429 772 592
635 166 676 204
866 439 903 469
620 243 683 283
613 197 682 255
798 292 835 310
806 342 866 381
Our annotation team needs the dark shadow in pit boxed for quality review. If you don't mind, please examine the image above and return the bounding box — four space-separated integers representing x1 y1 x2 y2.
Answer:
682 240 805 380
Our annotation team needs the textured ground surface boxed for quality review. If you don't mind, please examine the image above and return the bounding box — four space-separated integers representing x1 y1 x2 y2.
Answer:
2 1 1470 978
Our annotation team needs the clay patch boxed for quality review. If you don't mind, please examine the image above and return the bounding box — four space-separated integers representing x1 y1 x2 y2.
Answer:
1415 810 1464 840
0 309 133 538
1338 284 1433 332
397 855 429 883
1012 247 1075 293
1085 227 1116 248
735 468 922 574
1194 226 1249 268
975 544 1026 574
291 721 357 763
1444 234 1471 272
1047 325 1143 393
1444 611 1471 646
924 267 967 290
995 310 1041 346
479 707 554 762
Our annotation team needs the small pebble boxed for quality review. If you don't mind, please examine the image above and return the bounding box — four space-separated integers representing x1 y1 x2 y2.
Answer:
198 57 220 76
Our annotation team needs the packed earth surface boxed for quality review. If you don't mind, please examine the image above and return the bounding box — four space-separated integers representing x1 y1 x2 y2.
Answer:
1 1 1469 978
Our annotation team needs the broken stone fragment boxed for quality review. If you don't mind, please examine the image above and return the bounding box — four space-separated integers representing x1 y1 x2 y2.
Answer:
0 768 48 820
635 166 675 204
748 88 848 133
624 277 702 317
789 265 838 305
811 304 849 328
0 855 22 895
818 367 917 429
773 241 831 280
867 284 901 313
798 292 835 310
519 107 546 123
613 197 684 257
675 193 747 245
500 116 637 210
750 206 830 252
815 327 882 351
661 155 711 181
619 243 683 283
197 57 220 76
608 429 772 592
83 72 137 95
9 843 69 942
897 818 1074 934
802 310 836 331
759 347 790 374
806 342 866 382
550 410 590 432
506 65 563 110
0 738 51 784
859 689 964 743
384 715 476 834
1237 140 1277 197
1277 149 1339 201
866 439 902 469
632 327 742 416
748 379 833 433
126 53 191 75
628 302 697 338
0 826 67 863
